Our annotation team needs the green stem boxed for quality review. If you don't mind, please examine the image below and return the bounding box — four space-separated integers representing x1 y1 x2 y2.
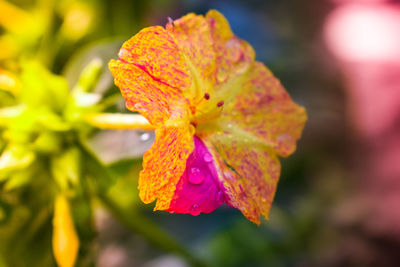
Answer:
98 193 207 267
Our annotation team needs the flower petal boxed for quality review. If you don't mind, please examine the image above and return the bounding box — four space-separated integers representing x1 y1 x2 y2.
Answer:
166 13 216 99
109 61 189 126
115 26 191 89
199 62 307 157
139 125 195 210
108 26 192 126
167 136 226 215
206 10 255 86
202 135 281 225
197 62 306 224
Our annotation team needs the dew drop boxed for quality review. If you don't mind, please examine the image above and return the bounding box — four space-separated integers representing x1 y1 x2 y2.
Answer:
140 132 150 141
203 153 213 163
118 48 129 58
188 167 205 185
235 61 249 74
190 204 200 215
216 68 228 83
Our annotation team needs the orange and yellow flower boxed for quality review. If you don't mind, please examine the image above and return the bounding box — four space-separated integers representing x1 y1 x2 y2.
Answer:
109 10 307 224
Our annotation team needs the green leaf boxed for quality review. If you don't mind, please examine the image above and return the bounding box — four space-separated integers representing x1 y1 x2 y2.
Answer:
20 61 69 113
72 58 103 93
51 147 81 190
2 110 36 143
0 145 35 180
35 109 71 132
63 40 122 93
3 171 32 191
33 131 62 154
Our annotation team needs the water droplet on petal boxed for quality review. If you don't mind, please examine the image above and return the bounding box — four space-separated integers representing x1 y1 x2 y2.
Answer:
188 167 205 185
217 68 228 83
216 191 225 203
203 153 213 163
235 61 250 74
190 204 200 215
118 48 129 58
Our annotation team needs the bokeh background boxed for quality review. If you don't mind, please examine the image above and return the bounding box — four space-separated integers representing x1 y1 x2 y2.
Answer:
1 0 400 266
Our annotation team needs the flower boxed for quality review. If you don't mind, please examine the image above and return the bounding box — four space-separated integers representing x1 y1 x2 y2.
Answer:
108 10 307 224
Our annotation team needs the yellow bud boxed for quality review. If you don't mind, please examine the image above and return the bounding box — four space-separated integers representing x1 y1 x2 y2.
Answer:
52 194 79 267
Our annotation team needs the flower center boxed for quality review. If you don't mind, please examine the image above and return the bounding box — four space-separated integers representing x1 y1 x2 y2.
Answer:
190 92 224 125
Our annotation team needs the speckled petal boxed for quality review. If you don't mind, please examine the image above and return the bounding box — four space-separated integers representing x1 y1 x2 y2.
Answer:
198 62 307 157
166 13 216 100
108 26 192 126
139 125 195 210
226 62 307 156
109 61 189 126
202 135 281 225
197 61 306 224
116 26 191 89
206 10 255 87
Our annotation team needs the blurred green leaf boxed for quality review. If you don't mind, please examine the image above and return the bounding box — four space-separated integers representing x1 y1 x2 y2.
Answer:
0 145 35 180
33 131 63 154
3 170 33 191
20 61 69 113
35 110 71 132
63 40 122 94
51 147 81 190
72 57 103 93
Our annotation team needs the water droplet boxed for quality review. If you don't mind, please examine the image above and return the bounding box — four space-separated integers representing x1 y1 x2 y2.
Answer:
140 132 150 141
134 103 142 110
235 61 249 74
190 204 200 215
188 167 205 185
216 191 225 203
216 69 228 83
118 48 129 58
203 153 213 163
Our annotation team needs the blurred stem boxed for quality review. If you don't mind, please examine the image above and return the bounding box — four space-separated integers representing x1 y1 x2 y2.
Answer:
85 113 155 130
98 193 208 267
